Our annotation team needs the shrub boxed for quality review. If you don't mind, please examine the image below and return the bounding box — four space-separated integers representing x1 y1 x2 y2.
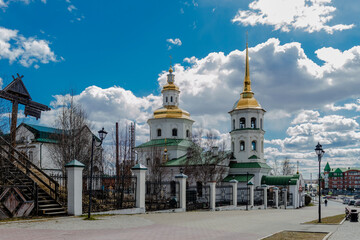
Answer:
305 194 312 206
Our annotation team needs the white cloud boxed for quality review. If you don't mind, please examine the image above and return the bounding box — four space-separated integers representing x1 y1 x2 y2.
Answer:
67 4 76 12
0 27 58 67
0 77 3 89
325 99 360 112
166 38 182 50
0 0 46 9
232 0 355 34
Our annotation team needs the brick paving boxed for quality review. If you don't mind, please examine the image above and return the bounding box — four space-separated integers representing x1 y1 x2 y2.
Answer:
0 202 348 240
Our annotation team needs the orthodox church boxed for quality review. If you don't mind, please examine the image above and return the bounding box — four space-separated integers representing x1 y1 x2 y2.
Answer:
136 42 271 187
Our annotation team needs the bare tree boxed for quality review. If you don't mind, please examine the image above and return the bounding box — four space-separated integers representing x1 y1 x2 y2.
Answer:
48 94 97 174
185 130 229 184
282 157 294 175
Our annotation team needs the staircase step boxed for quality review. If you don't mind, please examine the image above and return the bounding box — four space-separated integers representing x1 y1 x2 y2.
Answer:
42 207 64 212
38 199 56 203
39 204 60 208
43 211 67 216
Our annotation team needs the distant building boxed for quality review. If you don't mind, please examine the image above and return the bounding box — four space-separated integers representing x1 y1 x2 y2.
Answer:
323 162 360 190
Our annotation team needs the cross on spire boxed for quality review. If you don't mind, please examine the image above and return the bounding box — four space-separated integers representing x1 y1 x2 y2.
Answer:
12 73 24 80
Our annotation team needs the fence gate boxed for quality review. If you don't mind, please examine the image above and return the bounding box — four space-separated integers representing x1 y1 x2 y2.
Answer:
254 189 264 206
83 175 137 213
145 181 179 211
186 185 210 210
215 184 233 207
237 187 249 206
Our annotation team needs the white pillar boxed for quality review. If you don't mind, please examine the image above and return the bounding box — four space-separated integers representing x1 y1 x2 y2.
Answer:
229 179 238 207
274 187 279 209
283 189 288 209
131 164 147 209
249 183 254 207
175 173 188 210
65 159 85 216
262 185 268 209
209 182 216 210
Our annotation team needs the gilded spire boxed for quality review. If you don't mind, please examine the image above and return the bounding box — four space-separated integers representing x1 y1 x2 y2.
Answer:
232 36 262 110
243 41 251 93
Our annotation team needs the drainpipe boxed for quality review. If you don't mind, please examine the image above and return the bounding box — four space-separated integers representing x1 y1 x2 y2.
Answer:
40 143 43 169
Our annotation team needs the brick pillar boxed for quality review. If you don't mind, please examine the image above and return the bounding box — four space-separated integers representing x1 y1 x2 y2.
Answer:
175 173 188 210
274 187 279 209
131 164 147 210
229 179 238 207
209 182 216 210
262 185 268 209
65 159 85 216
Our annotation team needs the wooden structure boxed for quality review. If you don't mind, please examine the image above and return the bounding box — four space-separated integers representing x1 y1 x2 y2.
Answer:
0 73 50 148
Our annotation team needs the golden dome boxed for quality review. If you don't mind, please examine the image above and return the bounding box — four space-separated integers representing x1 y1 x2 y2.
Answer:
162 83 179 92
153 106 191 119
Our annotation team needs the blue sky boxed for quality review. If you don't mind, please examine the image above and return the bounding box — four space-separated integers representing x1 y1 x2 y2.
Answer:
1 0 360 177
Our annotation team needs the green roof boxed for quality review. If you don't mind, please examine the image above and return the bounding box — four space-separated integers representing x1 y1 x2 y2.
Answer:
164 154 188 166
229 162 272 169
136 138 193 149
261 175 299 186
223 174 254 182
324 162 331 172
248 155 259 159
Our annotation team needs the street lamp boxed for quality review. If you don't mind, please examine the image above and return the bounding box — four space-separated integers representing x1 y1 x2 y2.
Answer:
315 142 325 223
88 127 107 219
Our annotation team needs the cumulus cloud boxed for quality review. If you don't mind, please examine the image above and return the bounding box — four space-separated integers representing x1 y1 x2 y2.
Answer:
232 0 355 34
0 27 57 67
166 38 182 50
38 38 360 177
325 99 360 112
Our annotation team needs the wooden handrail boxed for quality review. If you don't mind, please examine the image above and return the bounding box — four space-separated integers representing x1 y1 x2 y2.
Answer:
0 136 59 199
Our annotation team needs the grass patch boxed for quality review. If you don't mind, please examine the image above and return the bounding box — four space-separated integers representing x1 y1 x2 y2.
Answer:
264 231 328 240
83 216 99 221
307 203 315 207
305 214 345 224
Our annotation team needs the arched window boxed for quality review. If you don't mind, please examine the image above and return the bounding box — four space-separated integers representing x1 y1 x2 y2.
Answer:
172 128 178 136
186 129 190 138
232 119 235 130
252 141 257 151
146 158 150 166
240 118 246 129
260 119 263 129
157 129 161 137
231 142 234 152
171 96 173 102
166 96 168 102
251 118 256 128
240 141 245 151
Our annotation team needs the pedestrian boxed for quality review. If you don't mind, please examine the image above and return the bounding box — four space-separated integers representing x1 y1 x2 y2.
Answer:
325 199 328 207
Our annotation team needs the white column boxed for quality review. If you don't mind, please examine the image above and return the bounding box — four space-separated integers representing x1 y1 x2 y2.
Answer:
289 185 298 208
262 185 268 209
131 164 147 209
209 182 216 210
229 179 238 207
283 189 288 209
65 159 85 216
249 183 254 207
274 187 279 209
175 173 188 210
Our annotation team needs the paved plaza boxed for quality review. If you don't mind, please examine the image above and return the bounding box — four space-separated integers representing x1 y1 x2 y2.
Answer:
0 201 355 240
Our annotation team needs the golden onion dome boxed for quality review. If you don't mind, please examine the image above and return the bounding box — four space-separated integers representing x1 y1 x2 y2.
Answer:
153 106 191 119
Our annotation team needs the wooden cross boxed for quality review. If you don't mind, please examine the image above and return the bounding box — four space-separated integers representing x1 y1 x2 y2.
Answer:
0 74 50 148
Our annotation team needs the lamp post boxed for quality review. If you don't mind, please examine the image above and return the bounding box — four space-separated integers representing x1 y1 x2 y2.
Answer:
315 142 325 223
88 127 107 219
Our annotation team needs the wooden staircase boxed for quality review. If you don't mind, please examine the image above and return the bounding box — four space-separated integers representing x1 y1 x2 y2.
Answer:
0 136 66 217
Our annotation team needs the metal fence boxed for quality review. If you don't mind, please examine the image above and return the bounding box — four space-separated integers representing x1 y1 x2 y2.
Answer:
81 174 137 213
267 190 275 207
237 187 249 206
186 185 210 210
254 189 264 206
279 191 285 206
50 173 67 207
215 184 233 207
145 181 179 211
287 192 293 206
